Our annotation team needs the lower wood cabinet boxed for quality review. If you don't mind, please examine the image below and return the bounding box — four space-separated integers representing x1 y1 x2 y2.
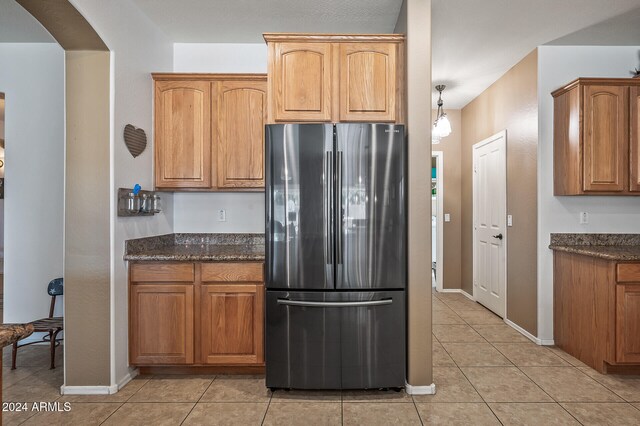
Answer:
129 262 264 367
616 283 640 363
130 284 194 365
553 252 640 373
201 284 264 364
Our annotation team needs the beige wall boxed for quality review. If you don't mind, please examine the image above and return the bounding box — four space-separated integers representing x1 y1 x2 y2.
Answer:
396 0 433 387
432 109 462 290
65 50 111 386
461 49 538 335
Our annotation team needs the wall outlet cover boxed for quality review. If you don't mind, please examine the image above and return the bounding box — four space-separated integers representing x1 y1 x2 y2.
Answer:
218 209 226 222
579 212 588 225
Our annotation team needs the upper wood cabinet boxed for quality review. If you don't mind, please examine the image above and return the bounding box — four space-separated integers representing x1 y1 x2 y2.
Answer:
631 86 640 192
339 43 397 122
153 74 267 191
552 78 640 195
154 81 211 188
271 42 333 122
216 81 267 188
583 85 628 192
265 33 404 123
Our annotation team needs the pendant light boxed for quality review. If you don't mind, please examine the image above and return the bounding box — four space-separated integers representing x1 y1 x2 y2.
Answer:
432 85 452 143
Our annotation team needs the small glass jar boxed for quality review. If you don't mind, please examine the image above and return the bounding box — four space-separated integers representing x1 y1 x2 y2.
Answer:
152 194 161 213
126 193 140 214
140 193 152 213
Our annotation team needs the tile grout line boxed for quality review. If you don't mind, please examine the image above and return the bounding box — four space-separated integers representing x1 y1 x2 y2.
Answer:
98 374 168 426
436 341 505 425
411 395 424 426
179 374 219 425
444 297 576 425
260 385 273 425
437 292 570 420
482 336 589 425
571 364 635 404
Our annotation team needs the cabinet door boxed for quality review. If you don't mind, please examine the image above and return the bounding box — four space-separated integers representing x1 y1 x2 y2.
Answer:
339 43 397 122
130 284 194 365
154 81 211 188
630 86 640 192
616 283 640 363
201 284 264 364
272 42 332 122
583 85 628 192
216 81 267 188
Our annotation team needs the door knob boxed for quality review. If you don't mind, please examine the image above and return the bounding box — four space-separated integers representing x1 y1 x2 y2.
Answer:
492 233 503 240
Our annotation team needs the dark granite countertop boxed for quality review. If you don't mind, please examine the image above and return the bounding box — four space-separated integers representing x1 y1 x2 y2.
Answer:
0 324 34 348
549 233 640 261
124 233 265 262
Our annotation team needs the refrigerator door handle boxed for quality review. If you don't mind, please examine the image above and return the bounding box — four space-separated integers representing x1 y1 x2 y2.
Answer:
277 298 393 308
324 151 333 264
336 151 343 265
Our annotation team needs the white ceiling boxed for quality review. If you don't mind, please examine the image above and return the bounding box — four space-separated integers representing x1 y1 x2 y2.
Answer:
131 0 403 42
546 6 640 47
432 0 640 108
3 0 638 110
0 0 55 43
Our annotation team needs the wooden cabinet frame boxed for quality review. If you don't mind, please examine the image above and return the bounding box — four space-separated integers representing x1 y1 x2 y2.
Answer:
153 74 267 192
264 33 404 124
631 86 640 192
129 261 265 367
552 78 640 195
154 80 212 189
553 252 640 373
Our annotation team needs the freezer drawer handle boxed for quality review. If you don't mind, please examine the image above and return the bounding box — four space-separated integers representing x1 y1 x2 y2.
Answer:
277 298 393 308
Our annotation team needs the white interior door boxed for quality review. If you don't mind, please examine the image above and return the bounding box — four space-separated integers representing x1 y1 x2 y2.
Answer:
473 131 506 318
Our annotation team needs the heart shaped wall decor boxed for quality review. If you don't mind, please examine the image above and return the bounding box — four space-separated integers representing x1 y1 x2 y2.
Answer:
123 124 147 158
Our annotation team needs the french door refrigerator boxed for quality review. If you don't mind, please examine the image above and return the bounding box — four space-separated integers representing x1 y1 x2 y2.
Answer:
265 123 406 390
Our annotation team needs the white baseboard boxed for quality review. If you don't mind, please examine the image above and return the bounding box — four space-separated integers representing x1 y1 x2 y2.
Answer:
504 319 553 346
118 369 138 390
436 288 475 301
60 369 138 396
60 384 118 395
405 382 436 395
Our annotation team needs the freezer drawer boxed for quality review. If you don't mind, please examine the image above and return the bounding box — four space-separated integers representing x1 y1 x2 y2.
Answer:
266 290 405 390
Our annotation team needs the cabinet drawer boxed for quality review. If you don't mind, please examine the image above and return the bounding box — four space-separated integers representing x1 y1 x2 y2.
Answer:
201 262 264 283
617 263 640 283
131 263 195 282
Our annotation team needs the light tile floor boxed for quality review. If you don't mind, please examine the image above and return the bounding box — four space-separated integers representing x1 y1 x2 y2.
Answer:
2 290 640 425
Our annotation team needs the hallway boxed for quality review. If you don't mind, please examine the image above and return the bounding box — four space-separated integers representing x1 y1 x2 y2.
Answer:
431 290 640 424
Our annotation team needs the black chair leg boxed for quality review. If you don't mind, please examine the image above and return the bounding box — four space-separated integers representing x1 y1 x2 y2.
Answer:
11 341 17 370
49 330 58 369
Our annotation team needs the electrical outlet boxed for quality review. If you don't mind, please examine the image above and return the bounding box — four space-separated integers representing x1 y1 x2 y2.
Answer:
579 211 588 225
507 215 513 227
444 213 451 222
218 209 226 222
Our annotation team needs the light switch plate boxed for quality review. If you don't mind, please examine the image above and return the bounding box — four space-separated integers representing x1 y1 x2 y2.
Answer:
444 213 451 222
507 215 513 227
218 209 226 222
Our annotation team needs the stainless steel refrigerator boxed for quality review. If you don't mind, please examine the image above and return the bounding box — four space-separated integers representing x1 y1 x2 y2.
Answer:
265 123 406 390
